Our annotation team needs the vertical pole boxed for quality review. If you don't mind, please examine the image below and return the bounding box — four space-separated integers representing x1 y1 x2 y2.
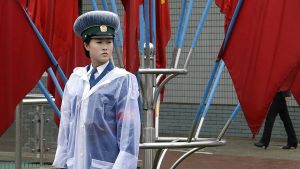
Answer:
142 0 155 168
39 105 45 166
142 47 155 169
15 103 22 169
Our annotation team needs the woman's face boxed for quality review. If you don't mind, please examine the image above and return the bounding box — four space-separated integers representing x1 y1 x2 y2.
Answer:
84 38 113 67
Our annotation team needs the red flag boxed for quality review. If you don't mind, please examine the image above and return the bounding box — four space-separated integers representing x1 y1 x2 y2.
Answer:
27 0 49 38
217 0 300 135
46 1 89 125
145 0 171 100
0 0 51 135
122 0 141 73
215 0 238 32
27 0 89 125
156 0 170 69
18 0 27 8
156 0 171 101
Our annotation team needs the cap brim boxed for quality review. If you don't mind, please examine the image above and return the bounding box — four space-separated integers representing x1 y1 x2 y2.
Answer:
90 35 114 39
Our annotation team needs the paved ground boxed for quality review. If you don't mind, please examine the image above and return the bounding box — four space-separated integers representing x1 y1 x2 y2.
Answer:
158 137 300 169
1 137 300 169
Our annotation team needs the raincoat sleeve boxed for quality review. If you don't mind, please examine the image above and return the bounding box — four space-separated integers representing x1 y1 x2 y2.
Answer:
113 74 141 169
52 81 72 168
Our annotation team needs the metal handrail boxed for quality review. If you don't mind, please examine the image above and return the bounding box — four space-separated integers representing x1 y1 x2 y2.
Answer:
152 74 178 109
156 137 219 142
171 104 241 168
154 139 180 169
139 68 187 74
170 147 201 169
139 139 226 149
22 94 54 104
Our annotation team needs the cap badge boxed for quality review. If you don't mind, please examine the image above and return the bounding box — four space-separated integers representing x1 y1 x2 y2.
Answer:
100 25 107 32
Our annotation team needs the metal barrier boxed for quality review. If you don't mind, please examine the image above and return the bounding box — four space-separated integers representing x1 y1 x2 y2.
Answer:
137 0 243 167
138 43 228 168
15 94 54 169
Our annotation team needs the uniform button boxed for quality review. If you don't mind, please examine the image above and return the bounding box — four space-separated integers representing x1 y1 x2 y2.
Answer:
81 125 84 128
80 153 83 157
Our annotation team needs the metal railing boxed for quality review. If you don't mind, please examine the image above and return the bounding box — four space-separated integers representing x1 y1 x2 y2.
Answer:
15 94 54 169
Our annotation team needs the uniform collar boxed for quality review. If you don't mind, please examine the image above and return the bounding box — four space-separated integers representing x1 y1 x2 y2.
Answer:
88 61 109 75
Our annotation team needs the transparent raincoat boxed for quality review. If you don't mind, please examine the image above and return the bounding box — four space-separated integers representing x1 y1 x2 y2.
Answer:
53 66 141 169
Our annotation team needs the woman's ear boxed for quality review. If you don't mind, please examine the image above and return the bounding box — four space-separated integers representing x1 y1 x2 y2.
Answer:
84 42 89 51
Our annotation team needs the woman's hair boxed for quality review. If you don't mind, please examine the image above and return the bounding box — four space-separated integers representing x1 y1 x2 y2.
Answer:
83 38 91 58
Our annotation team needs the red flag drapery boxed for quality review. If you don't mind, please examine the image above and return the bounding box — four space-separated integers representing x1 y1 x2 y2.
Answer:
18 0 27 7
46 1 89 125
27 0 89 125
121 0 171 74
121 0 141 74
155 0 171 101
0 0 51 135
216 0 300 135
215 0 238 32
27 0 50 39
155 0 170 69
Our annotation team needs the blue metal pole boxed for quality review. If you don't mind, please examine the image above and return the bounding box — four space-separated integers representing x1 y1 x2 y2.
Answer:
37 81 61 118
151 0 156 47
188 60 220 141
183 0 213 69
191 0 213 48
139 4 145 54
230 103 241 120
193 0 243 138
91 0 98 10
178 0 195 48
175 0 186 47
173 0 195 68
23 8 68 84
110 0 123 46
110 0 119 17
216 103 241 140
222 0 243 50
47 68 63 98
195 60 225 137
144 0 150 48
101 0 110 11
